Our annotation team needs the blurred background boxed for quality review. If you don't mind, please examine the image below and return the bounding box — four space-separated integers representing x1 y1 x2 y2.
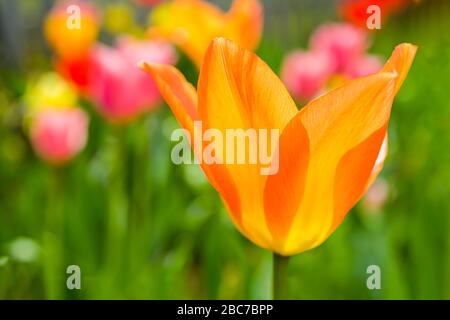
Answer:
0 0 449 299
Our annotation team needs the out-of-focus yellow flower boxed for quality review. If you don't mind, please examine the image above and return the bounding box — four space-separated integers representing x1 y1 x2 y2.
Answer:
141 38 416 256
24 72 78 117
104 4 141 36
148 0 263 67
44 1 100 60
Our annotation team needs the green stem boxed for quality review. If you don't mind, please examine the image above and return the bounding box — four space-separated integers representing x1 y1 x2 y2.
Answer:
272 253 290 300
127 117 152 274
103 127 128 297
43 166 65 299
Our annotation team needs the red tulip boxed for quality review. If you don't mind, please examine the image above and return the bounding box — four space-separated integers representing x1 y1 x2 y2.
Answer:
339 0 410 28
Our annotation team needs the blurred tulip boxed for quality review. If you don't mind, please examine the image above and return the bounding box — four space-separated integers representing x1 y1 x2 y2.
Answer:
24 72 77 116
44 1 100 60
310 23 368 73
87 37 176 123
362 178 389 213
55 54 93 95
30 108 89 165
339 0 410 28
135 0 164 6
104 4 138 35
148 0 263 67
281 50 334 101
345 54 383 78
142 38 416 255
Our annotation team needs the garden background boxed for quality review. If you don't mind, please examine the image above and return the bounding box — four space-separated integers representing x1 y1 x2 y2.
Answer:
0 0 449 299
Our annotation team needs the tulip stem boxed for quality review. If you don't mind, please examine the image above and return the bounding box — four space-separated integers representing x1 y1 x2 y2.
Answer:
43 166 65 299
272 253 290 300
103 127 129 297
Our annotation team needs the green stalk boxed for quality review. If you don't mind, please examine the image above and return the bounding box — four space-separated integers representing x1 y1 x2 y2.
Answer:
103 127 129 297
272 253 290 300
43 166 65 299
127 117 152 276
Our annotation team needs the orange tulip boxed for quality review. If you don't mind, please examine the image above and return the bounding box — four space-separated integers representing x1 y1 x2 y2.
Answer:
44 1 100 60
141 38 416 256
148 0 263 67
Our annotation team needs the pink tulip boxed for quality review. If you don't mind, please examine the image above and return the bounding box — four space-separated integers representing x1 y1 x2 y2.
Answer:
362 179 389 213
281 50 334 101
310 23 368 73
88 37 176 123
345 54 383 78
30 108 89 165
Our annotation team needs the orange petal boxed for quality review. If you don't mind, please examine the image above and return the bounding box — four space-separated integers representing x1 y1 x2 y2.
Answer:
140 62 198 132
198 38 297 132
280 44 416 255
140 62 242 228
264 114 309 251
198 37 298 247
366 134 388 188
331 125 388 233
357 44 416 194
226 0 263 51
382 43 417 94
282 72 397 255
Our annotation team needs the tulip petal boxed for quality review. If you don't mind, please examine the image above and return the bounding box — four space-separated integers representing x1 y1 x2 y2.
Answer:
140 62 242 228
283 72 397 255
199 38 297 134
382 43 417 94
140 62 198 131
264 114 309 251
362 43 416 190
330 125 388 233
367 134 388 187
198 37 298 246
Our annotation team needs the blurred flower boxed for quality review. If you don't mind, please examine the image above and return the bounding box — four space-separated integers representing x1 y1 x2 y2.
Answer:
280 50 334 102
44 0 100 61
24 72 77 117
135 0 164 6
344 54 384 78
142 38 416 255
148 0 263 67
30 108 89 165
310 23 369 73
362 178 389 213
281 22 383 101
55 54 93 95
87 37 176 123
9 237 41 263
104 4 141 35
339 0 410 28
